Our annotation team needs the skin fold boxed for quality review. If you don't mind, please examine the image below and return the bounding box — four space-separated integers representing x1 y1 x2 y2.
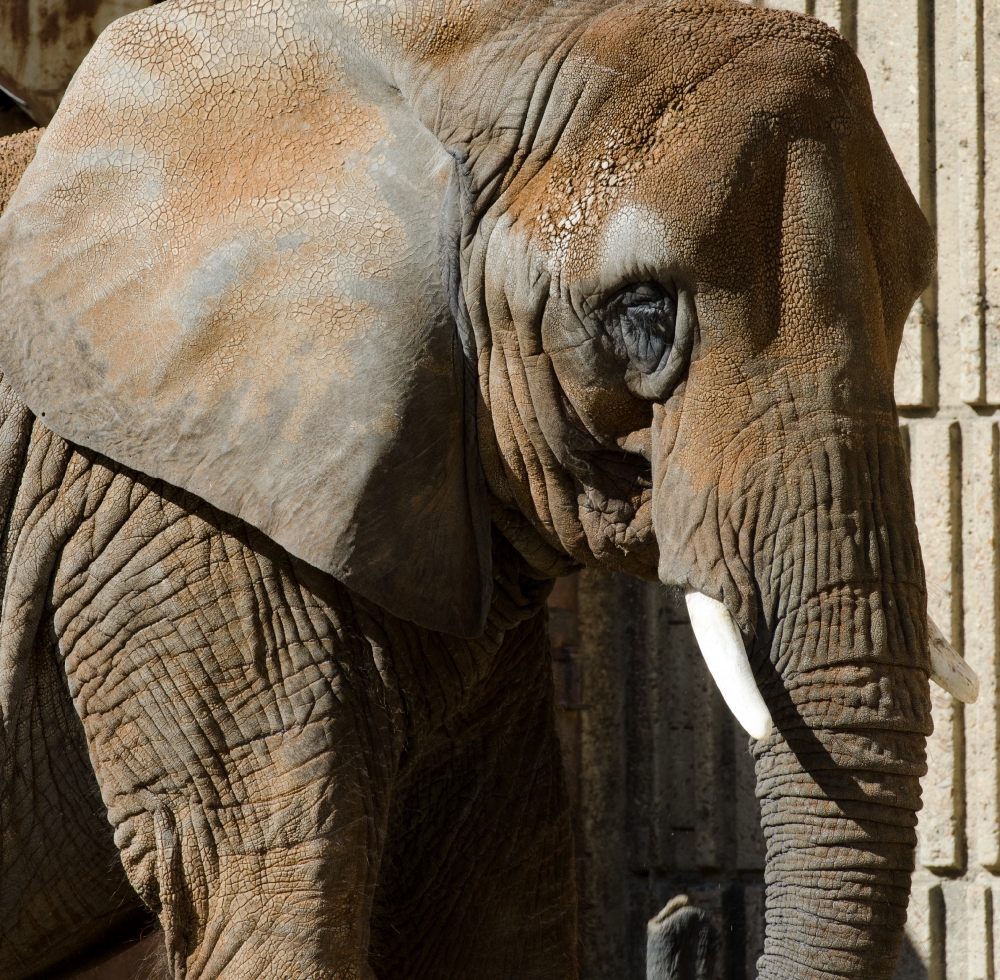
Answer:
0 2 935 979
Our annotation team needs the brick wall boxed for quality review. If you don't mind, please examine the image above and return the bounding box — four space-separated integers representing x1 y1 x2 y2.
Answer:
553 2 1000 977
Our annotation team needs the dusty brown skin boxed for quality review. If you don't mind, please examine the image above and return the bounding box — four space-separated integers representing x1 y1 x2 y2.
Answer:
0 129 43 208
0 2 934 979
0 370 570 980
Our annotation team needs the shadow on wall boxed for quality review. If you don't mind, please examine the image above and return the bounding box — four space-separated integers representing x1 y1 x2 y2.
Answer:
56 930 166 980
893 935 928 980
549 571 769 979
0 92 33 137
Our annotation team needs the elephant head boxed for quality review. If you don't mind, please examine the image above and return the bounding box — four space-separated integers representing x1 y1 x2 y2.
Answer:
0 1 975 977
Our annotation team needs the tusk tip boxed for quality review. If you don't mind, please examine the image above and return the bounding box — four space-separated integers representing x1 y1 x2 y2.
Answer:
928 616 980 704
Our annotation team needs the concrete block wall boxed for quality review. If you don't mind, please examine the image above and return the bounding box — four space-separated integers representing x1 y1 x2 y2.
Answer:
550 573 769 979
550 2 1000 977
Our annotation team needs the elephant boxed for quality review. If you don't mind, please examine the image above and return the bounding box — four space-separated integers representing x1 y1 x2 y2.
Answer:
0 0 978 978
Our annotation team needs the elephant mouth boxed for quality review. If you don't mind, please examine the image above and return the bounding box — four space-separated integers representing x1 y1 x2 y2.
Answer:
559 443 660 573
579 446 653 502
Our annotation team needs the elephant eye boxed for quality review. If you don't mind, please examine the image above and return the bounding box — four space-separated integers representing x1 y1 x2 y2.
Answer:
605 282 677 376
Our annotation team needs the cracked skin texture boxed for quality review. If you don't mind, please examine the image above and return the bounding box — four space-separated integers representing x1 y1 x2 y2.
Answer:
0 2 937 980
1 0 494 638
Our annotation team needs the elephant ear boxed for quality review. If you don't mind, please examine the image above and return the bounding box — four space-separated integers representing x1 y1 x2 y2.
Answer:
850 98 936 358
0 0 492 637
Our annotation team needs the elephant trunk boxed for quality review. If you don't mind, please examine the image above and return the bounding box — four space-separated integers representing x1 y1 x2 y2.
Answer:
749 427 931 980
752 647 927 979
656 412 932 980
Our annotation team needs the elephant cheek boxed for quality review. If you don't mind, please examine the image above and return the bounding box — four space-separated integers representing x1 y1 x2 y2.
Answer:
648 397 758 636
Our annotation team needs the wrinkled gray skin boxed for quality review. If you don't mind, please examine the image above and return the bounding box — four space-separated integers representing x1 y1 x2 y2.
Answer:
0 1 934 979
0 387 567 980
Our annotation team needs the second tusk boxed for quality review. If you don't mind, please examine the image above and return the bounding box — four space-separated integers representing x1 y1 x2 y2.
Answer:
928 617 979 704
684 596 978 733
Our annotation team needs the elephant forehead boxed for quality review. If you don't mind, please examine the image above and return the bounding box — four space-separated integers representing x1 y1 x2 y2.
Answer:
512 7 859 283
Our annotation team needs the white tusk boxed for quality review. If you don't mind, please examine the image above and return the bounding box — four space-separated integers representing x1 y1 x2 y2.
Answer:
928 617 979 704
685 592 773 740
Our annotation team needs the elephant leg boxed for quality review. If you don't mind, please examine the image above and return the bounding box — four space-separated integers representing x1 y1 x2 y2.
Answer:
0 384 152 980
22 436 407 980
1 620 154 980
368 608 578 980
